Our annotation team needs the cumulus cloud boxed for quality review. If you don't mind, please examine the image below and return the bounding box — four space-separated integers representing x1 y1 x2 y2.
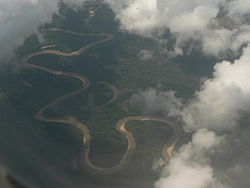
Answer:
3 0 250 61
154 125 250 188
155 129 227 188
131 45 250 132
138 49 154 61
129 89 182 115
180 46 250 132
1 0 249 187
0 0 57 61
129 45 250 188
105 0 250 57
0 0 86 62
105 0 160 37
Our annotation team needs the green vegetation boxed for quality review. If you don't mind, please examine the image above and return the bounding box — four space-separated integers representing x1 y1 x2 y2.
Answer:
42 30 105 52
88 81 113 106
0 2 213 188
126 121 173 154
174 49 217 77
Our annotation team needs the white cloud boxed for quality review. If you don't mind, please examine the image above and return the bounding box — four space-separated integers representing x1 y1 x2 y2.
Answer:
0 0 58 60
129 89 182 115
2 0 250 61
131 46 250 132
0 0 86 62
129 42 250 188
138 49 154 61
105 0 160 36
226 0 250 17
106 0 250 57
0 1 249 187
155 129 226 188
181 46 250 132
